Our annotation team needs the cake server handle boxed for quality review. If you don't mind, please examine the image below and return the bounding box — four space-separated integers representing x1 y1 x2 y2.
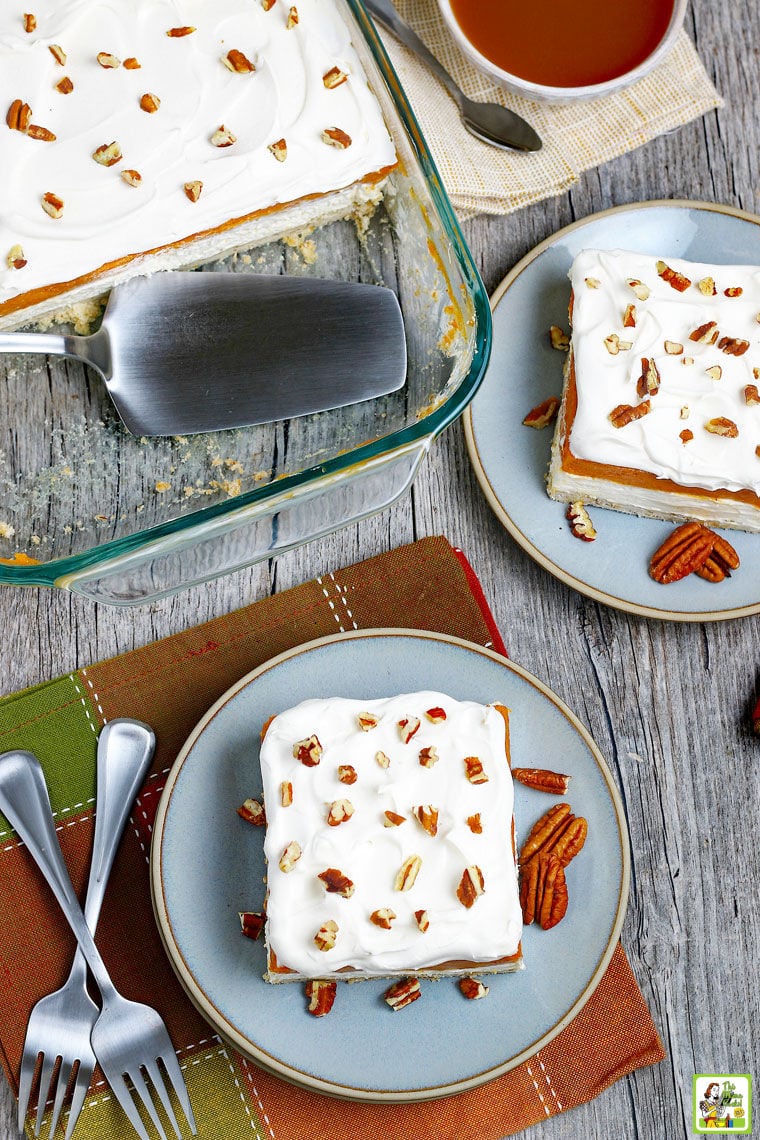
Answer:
0 328 111 379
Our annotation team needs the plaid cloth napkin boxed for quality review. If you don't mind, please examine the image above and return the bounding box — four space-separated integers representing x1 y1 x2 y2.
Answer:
381 0 721 217
0 537 663 1139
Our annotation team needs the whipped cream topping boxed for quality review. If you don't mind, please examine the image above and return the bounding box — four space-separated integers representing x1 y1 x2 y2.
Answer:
565 249 760 496
0 0 395 308
259 693 522 978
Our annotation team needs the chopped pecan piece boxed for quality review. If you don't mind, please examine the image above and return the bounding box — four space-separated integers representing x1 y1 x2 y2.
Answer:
375 750 390 769
7 100 32 132
649 522 714 583
523 396 560 429
287 5 299 26
397 716 420 744
466 813 482 834
384 977 421 1010
513 768 570 794
636 356 660 398
41 192 64 219
48 43 66 65
323 66 348 89
689 320 720 345
293 734 322 766
262 0 276 9
55 77 74 94
326 798 354 827
744 384 760 406
357 711 380 731
609 400 651 428
140 92 161 113
413 805 438 837
424 706 447 723
97 51 121 68
321 127 352 149
183 180 203 202
267 138 287 162
167 25 196 36
92 141 122 166
622 303 636 328
705 365 722 381
456 865 485 908
337 764 357 785
680 429 694 444
383 810 406 827
27 123 56 142
123 57 141 69
717 335 750 356
314 919 338 951
6 245 26 270
724 286 743 297
414 909 430 932
656 259 691 291
23 13 36 32
664 340 683 355
704 417 738 438
279 840 302 873
394 854 422 891
697 276 716 296
210 124 237 148
549 325 570 351
223 49 255 73
305 979 337 1017
627 278 650 300
370 907 396 929
566 501 596 542
584 276 601 289
603 333 622 355
463 756 488 784
237 797 265 826
459 977 489 1000
280 780 293 806
318 868 355 897
239 911 265 940
418 745 439 768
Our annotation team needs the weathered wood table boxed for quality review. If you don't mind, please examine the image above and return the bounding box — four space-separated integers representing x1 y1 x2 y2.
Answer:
0 1 756 1136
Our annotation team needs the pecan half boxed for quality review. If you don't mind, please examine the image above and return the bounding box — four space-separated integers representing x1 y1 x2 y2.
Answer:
694 533 740 583
519 803 572 863
512 768 570 794
551 815 588 866
384 977 421 1010
538 853 568 930
649 522 714 583
523 396 559 429
305 979 337 1017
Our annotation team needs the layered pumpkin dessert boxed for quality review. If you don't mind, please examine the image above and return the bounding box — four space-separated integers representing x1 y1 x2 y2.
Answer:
258 693 523 983
0 0 397 330
547 248 760 532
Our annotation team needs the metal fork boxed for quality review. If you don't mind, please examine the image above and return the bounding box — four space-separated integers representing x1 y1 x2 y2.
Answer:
0 748 197 1140
15 720 156 1139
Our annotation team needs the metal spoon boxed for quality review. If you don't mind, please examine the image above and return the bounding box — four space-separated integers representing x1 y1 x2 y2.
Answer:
362 0 541 152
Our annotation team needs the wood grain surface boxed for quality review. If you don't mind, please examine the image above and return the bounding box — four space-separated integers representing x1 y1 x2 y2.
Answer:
0 1 757 1138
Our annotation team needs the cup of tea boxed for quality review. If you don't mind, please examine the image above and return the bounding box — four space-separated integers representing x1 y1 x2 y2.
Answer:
435 0 688 102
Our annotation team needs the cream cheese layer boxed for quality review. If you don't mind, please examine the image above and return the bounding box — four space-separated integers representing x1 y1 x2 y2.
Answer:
567 249 760 496
0 0 395 306
259 692 522 978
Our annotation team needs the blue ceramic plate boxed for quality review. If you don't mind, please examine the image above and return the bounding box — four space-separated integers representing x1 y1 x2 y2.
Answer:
151 629 629 1102
464 200 760 621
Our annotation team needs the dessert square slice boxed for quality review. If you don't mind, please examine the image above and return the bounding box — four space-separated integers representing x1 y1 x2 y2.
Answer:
547 248 760 532
259 692 523 982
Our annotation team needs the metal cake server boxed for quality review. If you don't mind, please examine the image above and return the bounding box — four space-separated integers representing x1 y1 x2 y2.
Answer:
363 0 542 152
0 272 407 437
15 720 155 1139
0 747 196 1140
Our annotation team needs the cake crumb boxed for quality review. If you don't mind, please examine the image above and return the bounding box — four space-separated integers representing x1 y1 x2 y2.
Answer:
0 521 16 539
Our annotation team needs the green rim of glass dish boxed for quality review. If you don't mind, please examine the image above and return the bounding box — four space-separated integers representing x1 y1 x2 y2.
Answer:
0 0 493 591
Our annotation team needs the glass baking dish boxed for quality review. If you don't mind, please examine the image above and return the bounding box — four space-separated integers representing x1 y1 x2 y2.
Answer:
0 0 491 606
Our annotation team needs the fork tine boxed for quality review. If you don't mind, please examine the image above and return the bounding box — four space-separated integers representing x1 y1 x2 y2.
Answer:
62 1063 91 1140
34 1053 59 1138
48 1059 75 1139
125 1068 167 1140
17 1049 39 1134
156 1049 196 1135
143 1060 181 1140
105 1071 152 1140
